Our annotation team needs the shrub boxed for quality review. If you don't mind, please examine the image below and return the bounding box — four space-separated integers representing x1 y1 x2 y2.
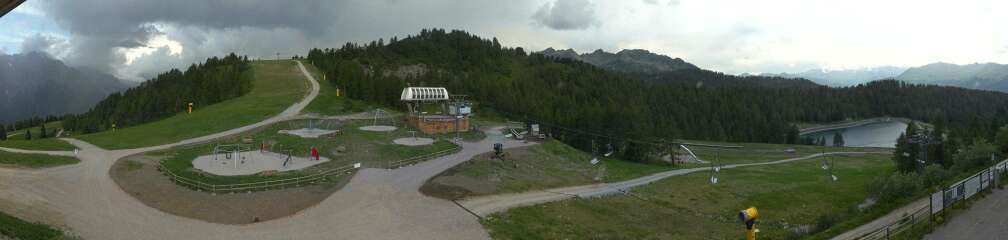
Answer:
869 172 922 202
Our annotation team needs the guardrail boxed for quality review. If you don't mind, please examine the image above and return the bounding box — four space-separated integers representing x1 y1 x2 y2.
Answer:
157 160 360 194
854 159 1008 239
387 146 461 169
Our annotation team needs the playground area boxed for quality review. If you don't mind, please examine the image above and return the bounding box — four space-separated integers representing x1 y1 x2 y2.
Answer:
153 117 457 186
191 145 330 176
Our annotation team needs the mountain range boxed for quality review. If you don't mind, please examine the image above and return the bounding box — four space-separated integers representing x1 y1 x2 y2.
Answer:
538 48 699 74
540 47 1008 93
0 52 133 124
537 48 820 89
895 62 1008 92
753 67 908 87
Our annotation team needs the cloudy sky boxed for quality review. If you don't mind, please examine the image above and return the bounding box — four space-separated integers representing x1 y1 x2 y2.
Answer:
2 0 1007 81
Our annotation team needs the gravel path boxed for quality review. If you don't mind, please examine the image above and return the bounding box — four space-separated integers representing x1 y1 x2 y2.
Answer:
829 197 929 240
924 188 1008 240
459 151 889 217
0 60 534 240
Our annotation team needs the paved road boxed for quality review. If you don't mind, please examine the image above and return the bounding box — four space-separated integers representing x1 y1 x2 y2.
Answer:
460 152 888 217
924 188 1008 240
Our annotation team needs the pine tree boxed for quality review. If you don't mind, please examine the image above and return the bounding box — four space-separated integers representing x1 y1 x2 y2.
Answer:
0 125 6 141
833 132 845 147
24 129 32 140
39 124 47 139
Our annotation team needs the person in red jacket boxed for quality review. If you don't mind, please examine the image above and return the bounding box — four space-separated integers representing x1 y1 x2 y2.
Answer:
311 147 319 161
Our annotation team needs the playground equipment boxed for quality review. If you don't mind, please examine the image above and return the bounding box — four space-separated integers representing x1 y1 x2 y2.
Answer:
193 142 330 176
359 108 398 132
392 130 435 146
280 119 339 138
212 144 253 170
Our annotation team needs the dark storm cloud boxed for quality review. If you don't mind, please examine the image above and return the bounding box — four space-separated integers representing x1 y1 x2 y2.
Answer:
31 0 541 80
19 34 59 54
41 1 336 36
35 0 343 77
532 0 599 30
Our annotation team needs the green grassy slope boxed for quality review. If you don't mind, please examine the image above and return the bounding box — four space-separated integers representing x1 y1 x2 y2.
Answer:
299 60 375 116
75 60 307 149
0 121 76 151
423 140 674 199
0 150 79 168
483 153 893 240
686 140 891 165
0 211 67 240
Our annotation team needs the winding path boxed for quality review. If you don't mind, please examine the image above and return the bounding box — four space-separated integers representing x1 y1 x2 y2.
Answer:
0 61 536 239
0 60 893 239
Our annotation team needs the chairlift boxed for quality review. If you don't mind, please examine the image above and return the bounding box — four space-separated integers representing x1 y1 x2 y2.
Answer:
604 142 614 157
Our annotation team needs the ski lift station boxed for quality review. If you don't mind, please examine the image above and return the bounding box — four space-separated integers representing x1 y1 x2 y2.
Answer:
400 87 471 134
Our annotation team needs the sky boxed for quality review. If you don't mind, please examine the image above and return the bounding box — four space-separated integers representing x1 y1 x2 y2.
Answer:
2 0 1007 81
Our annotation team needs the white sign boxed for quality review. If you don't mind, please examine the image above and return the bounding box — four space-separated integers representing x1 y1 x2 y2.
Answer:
931 191 944 214
353 163 362 169
590 158 600 165
965 177 981 199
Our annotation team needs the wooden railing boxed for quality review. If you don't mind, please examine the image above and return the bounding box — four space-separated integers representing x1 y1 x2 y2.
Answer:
387 146 461 169
157 160 359 194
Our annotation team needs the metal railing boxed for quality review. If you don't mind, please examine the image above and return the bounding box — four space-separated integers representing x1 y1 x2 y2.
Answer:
857 205 929 240
855 159 1008 239
387 146 461 169
157 160 359 194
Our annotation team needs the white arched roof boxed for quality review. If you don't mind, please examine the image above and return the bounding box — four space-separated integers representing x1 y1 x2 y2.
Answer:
400 87 449 101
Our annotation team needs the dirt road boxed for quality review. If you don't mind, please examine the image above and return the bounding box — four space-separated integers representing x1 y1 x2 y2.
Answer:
0 60 537 239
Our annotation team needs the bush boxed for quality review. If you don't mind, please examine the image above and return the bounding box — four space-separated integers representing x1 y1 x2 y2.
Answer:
869 172 922 202
921 165 950 187
952 138 997 173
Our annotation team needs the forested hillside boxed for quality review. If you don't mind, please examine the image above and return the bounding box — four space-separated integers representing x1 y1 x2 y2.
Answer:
305 29 1008 161
62 53 251 133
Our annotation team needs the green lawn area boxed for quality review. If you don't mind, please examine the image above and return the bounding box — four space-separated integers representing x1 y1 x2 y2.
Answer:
0 211 67 240
482 153 893 240
159 118 457 186
0 138 75 151
1 121 76 151
299 60 373 116
422 140 675 199
0 150 79 168
686 140 891 165
75 60 307 149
